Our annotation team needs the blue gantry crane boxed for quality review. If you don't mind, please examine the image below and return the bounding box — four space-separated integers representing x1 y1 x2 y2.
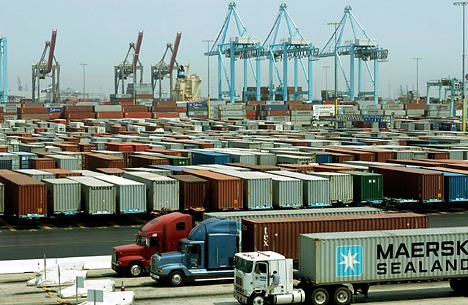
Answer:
0 36 7 102
319 6 388 103
205 2 263 103
263 3 319 102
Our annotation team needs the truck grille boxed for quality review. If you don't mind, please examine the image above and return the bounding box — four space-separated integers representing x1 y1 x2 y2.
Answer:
235 276 243 286
112 250 117 263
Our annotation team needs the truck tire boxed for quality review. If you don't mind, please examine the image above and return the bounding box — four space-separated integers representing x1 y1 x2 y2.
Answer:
168 271 185 287
332 286 352 305
311 287 329 305
128 262 144 277
450 278 467 293
248 293 266 305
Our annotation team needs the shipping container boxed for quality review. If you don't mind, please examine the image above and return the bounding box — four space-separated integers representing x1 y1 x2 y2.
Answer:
246 171 302 209
225 162 281 172
310 172 354 204
29 158 56 169
85 153 125 170
0 153 20 170
129 154 170 167
199 164 251 172
94 175 147 213
125 166 171 176
244 212 427 260
67 176 116 215
0 170 47 218
270 171 330 207
170 174 209 211
12 152 38 169
299 227 468 285
49 155 80 170
209 169 273 210
122 171 179 212
43 178 81 215
276 154 316 165
342 171 384 204
369 166 444 203
183 169 243 210
15 169 55 181
415 168 468 203
191 151 230 165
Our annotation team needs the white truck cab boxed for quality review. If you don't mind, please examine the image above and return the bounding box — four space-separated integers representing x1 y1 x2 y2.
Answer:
234 251 304 305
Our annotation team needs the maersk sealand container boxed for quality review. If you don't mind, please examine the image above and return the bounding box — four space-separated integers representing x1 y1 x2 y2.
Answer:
299 227 468 286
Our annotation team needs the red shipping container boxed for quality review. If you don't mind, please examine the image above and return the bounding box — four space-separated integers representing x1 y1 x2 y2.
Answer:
121 105 148 112
170 174 209 211
95 112 124 119
145 149 182 156
242 213 428 260
153 112 179 118
85 153 125 170
64 112 95 119
127 142 150 152
63 105 94 112
177 107 187 113
41 168 82 178
0 170 47 218
154 100 177 107
53 143 80 152
95 168 125 176
128 155 170 167
123 112 152 118
105 142 134 152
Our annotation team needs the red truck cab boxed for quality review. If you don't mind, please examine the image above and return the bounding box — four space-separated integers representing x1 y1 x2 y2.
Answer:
112 212 193 277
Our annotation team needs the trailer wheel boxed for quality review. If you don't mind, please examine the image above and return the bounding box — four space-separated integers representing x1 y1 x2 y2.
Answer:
311 287 329 305
168 271 185 287
128 262 144 277
248 293 266 305
450 278 467 293
332 286 352 305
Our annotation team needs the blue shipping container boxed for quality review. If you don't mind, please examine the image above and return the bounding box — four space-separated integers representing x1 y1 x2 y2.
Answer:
260 104 289 111
0 160 13 170
192 151 231 165
316 153 332 164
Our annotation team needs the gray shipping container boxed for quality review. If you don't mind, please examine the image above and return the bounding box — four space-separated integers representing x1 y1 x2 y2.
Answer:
252 171 303 209
95 175 147 214
15 169 55 181
123 167 171 176
122 171 179 212
210 169 273 210
310 172 354 204
67 176 116 215
49 155 80 170
299 227 468 285
43 178 81 215
270 171 330 207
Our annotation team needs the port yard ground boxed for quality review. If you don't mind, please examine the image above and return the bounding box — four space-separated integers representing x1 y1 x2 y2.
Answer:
1 268 468 305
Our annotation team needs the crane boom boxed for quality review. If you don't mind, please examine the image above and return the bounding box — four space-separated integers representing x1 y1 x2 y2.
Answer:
132 31 144 73
46 29 57 73
168 32 181 72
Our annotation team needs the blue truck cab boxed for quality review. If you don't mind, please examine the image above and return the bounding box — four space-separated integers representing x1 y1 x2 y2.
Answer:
150 217 238 286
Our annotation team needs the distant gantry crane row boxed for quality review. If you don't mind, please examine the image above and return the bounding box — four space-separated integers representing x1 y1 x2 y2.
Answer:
205 2 388 104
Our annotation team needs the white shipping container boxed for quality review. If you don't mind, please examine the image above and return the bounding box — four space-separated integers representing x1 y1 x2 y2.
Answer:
67 176 116 215
310 172 354 203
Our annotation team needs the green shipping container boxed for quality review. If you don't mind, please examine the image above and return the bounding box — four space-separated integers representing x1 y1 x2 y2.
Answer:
343 171 383 204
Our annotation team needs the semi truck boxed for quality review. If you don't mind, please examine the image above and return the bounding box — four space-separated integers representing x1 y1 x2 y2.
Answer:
150 217 238 286
234 227 468 305
112 212 193 277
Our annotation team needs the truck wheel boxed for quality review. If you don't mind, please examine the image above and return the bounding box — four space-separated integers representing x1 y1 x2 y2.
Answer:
168 271 185 287
332 286 352 305
311 287 329 305
248 293 266 305
450 278 467 293
128 262 143 277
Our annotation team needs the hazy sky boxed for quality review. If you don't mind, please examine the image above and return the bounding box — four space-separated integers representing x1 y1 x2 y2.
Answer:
0 0 463 100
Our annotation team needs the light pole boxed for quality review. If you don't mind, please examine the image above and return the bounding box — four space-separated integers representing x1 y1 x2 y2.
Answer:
80 63 87 98
202 39 214 98
413 58 421 101
323 65 330 99
328 22 340 112
454 2 468 131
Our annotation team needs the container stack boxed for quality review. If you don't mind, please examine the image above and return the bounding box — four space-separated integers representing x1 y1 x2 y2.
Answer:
152 101 179 119
217 104 246 120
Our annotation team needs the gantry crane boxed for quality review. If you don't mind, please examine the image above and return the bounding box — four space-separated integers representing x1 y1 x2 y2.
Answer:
151 31 185 100
319 6 388 103
427 78 462 116
205 2 263 103
0 35 7 103
32 29 60 102
263 3 319 101
114 31 144 95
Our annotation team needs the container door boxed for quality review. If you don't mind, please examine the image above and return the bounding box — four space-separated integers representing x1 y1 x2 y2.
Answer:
253 261 268 290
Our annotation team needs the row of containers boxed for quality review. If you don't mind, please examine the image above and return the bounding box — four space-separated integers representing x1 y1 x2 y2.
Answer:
2 157 468 218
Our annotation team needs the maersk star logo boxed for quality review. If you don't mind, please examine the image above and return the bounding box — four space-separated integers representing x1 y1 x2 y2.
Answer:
336 245 363 277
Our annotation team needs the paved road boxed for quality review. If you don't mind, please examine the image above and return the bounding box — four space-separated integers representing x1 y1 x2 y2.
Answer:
0 212 466 260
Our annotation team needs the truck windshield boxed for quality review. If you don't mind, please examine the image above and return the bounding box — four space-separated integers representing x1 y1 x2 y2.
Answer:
236 257 253 273
136 235 146 246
